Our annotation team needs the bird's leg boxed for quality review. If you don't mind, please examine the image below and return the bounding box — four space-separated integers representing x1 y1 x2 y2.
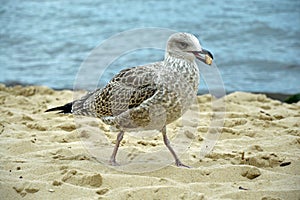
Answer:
109 130 124 166
161 126 190 168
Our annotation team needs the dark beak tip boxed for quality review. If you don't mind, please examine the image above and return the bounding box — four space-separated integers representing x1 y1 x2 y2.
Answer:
208 51 214 60
203 49 213 60
193 49 214 60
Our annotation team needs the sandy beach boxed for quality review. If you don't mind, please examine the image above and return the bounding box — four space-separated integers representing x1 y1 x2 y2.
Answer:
0 84 299 200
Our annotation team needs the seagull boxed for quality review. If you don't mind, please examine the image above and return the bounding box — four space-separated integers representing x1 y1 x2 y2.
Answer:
46 32 213 167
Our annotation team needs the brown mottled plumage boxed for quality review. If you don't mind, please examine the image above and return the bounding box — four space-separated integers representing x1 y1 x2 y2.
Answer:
46 32 213 167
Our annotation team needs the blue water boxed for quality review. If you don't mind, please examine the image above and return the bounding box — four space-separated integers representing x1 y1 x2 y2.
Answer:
1 0 300 94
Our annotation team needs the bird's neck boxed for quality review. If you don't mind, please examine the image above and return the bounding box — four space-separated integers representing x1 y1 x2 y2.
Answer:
163 53 200 90
164 53 197 70
163 53 200 101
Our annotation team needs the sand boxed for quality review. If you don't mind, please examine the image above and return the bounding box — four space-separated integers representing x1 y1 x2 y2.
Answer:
0 84 299 200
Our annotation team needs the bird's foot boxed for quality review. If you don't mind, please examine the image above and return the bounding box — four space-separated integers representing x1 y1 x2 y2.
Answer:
175 160 191 168
109 159 120 166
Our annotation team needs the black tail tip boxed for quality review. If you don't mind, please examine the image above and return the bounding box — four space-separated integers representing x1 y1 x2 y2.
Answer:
45 102 72 114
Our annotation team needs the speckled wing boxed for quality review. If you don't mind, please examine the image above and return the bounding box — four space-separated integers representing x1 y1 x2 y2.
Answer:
72 63 160 118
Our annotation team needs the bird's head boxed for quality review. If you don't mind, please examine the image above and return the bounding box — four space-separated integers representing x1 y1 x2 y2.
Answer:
166 32 213 65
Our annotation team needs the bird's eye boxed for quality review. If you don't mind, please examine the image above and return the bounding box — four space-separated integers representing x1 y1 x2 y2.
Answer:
178 42 188 49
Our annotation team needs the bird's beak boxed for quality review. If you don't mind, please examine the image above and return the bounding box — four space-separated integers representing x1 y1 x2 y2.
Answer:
189 49 214 65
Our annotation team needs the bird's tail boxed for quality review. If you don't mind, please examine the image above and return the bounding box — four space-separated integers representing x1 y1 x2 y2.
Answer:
45 102 73 114
45 89 99 117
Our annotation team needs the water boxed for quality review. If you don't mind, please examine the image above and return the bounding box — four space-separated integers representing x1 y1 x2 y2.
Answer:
1 0 300 94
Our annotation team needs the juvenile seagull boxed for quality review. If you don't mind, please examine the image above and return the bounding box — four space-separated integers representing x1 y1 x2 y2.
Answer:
46 32 213 167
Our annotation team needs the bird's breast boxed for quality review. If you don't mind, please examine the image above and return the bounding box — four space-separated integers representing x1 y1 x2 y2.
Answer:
152 62 199 124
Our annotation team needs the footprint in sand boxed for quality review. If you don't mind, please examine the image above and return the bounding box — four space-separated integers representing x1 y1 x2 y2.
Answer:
13 182 40 197
60 169 103 187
